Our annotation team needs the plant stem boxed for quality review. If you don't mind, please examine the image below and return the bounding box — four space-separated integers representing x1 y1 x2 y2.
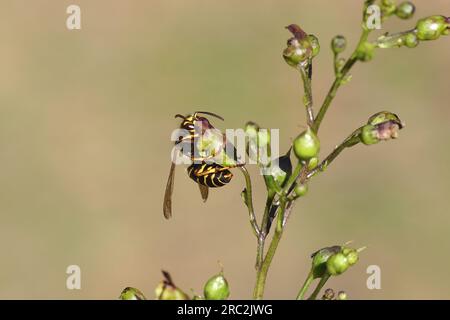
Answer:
312 55 357 133
253 200 287 299
312 15 372 133
239 166 260 238
308 274 331 300
296 271 314 300
299 64 314 128
307 128 362 179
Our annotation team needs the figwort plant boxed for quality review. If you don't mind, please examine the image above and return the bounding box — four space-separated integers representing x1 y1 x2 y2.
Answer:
121 0 449 300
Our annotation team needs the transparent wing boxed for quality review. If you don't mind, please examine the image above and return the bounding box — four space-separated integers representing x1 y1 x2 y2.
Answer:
163 161 176 219
198 184 209 202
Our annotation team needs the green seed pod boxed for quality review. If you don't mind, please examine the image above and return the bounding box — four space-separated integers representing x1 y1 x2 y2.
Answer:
119 287 146 300
204 273 230 300
356 42 375 62
395 1 415 20
331 35 347 54
294 184 308 198
293 127 320 162
416 15 450 41
360 125 379 145
337 291 348 300
245 121 260 137
381 0 397 17
404 32 419 48
155 282 190 300
308 34 320 57
326 253 350 276
311 246 342 279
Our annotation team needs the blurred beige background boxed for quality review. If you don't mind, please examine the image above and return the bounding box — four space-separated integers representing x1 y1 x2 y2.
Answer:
0 0 449 299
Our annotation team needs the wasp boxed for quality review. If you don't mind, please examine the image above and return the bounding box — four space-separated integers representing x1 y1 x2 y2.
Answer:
163 111 244 219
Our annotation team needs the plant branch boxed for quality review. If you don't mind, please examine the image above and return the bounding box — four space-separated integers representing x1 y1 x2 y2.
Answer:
312 1 374 133
253 199 287 299
239 166 261 238
296 271 314 300
308 274 331 300
299 63 314 128
307 128 362 179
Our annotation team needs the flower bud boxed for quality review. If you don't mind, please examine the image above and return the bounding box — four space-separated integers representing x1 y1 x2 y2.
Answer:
326 252 349 276
310 246 342 279
258 130 271 149
293 127 320 162
155 282 190 300
381 0 397 18
341 246 359 266
119 287 146 300
361 111 404 145
283 24 313 67
395 1 415 20
245 121 260 163
308 157 319 170
404 32 419 48
155 271 190 300
337 291 348 300
416 15 450 41
245 121 260 137
294 183 308 198
204 273 230 300
283 41 311 67
367 111 403 126
308 34 320 57
322 288 335 300
331 35 347 54
356 42 375 62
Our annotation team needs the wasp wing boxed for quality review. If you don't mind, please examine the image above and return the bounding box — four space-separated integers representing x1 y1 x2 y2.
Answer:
163 162 176 219
198 184 209 202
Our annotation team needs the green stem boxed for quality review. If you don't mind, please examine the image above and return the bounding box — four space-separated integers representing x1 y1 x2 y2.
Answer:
296 271 314 300
307 127 362 179
299 64 314 128
253 200 287 299
308 274 331 300
312 16 372 134
239 166 260 238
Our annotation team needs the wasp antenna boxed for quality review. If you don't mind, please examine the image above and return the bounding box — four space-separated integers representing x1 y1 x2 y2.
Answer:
195 111 225 121
174 114 186 120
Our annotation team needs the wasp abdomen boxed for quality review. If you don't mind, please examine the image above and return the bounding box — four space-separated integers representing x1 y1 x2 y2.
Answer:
187 163 233 188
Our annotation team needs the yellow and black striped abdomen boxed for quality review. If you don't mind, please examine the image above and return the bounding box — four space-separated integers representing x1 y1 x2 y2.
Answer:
187 163 233 188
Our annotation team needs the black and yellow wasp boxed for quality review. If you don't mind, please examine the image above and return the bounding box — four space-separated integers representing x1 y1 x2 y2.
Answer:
163 111 244 219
